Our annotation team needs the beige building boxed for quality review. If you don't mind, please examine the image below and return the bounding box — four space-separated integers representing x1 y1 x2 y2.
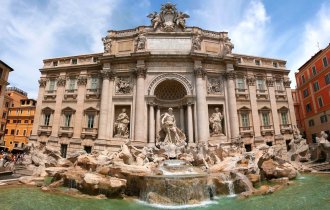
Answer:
30 4 296 156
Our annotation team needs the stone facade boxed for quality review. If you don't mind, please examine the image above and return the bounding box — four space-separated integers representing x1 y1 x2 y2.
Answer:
30 4 296 156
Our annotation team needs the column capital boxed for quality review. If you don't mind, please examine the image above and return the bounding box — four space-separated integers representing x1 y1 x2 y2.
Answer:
194 67 206 78
135 67 147 78
283 79 291 88
224 71 236 80
38 78 47 87
100 69 116 80
57 76 66 86
266 78 274 87
246 76 256 86
77 76 88 86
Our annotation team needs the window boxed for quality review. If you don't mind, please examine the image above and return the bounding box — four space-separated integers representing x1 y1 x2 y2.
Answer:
31 120 34 124
257 79 265 90
303 88 309 98
313 81 320 92
84 146 92 154
44 114 51 126
72 59 77 64
49 79 56 91
16 130 19 135
237 58 242 63
241 113 249 128
306 103 312 113
5 129 8 134
312 66 317 75
312 133 317 143
17 120 21 124
255 60 260 65
325 73 330 85
281 112 288 125
275 80 283 91
93 57 98 63
320 115 328 123
236 78 245 91
68 78 76 90
23 130 26 136
5 102 9 108
273 62 278 68
301 75 306 83
87 114 95 128
53 61 58 66
7 120 10 123
14 143 18 148
262 112 270 126
322 57 328 67
318 97 324 107
64 113 72 127
20 110 23 114
2 112 6 119
13 120 17 123
90 77 99 89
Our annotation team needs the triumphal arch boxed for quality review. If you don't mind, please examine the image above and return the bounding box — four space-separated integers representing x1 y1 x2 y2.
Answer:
31 3 296 156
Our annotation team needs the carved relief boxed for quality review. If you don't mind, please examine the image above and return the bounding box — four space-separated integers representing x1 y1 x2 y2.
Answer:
135 33 147 52
246 77 256 86
57 76 66 86
266 78 274 87
77 76 88 86
192 34 202 51
38 79 47 87
207 77 223 95
220 37 234 56
102 37 112 53
147 3 189 32
115 77 132 94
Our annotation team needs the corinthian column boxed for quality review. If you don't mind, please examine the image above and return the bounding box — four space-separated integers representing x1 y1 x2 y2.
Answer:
106 77 115 139
73 75 87 138
134 67 146 142
148 104 155 144
187 103 194 143
194 66 209 143
226 63 239 140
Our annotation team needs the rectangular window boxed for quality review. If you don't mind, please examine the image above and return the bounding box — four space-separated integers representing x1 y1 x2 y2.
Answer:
72 59 77 64
236 78 245 91
2 112 6 119
24 120 28 124
306 103 312 113
255 60 260 65
10 129 14 135
44 114 51 126
312 66 317 75
273 62 278 68
257 79 265 90
318 97 324 107
262 113 270 126
320 115 328 123
87 114 95 128
68 79 76 90
16 130 19 135
325 73 330 85
302 75 306 83
64 114 72 127
53 61 58 66
5 129 8 134
241 113 249 128
23 130 26 136
281 112 288 125
13 120 17 123
275 80 282 91
93 57 98 63
49 79 55 91
309 119 315 127
17 120 21 123
323 57 328 67
303 88 309 98
313 81 320 92
90 77 99 89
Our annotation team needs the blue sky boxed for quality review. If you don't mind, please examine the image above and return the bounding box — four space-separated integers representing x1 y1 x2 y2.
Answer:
1 0 330 98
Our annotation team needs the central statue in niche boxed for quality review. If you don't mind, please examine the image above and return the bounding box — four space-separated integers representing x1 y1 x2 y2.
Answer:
157 108 186 158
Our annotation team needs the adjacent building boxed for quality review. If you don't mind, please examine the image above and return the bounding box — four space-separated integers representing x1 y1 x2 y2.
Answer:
30 4 296 156
295 44 330 143
0 60 13 143
3 87 36 150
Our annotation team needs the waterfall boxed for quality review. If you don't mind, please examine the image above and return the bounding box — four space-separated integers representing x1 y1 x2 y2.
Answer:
220 173 235 196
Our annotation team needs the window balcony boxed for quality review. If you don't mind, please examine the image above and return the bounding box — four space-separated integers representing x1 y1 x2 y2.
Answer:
58 126 74 138
275 89 287 100
260 125 274 136
86 88 101 99
235 88 249 99
44 90 57 100
239 126 254 137
256 89 269 99
81 127 98 140
280 124 293 134
64 89 78 100
37 125 52 136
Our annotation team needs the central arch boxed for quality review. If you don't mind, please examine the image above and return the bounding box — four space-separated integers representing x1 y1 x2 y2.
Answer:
154 80 187 100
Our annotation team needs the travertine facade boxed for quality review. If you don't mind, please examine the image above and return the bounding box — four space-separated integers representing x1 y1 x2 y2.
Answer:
30 4 296 156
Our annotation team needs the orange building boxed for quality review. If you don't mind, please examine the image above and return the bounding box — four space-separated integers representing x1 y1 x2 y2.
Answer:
3 87 36 150
295 44 330 143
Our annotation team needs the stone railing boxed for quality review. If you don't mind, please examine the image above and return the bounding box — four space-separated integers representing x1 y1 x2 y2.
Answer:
58 126 74 138
64 89 78 100
37 125 52 136
81 127 98 140
256 88 269 99
86 89 101 99
44 90 57 100
280 124 293 134
235 88 249 99
260 125 274 136
239 126 254 137
275 89 287 100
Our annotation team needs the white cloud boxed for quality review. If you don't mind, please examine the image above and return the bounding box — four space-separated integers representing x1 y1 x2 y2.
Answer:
287 2 330 88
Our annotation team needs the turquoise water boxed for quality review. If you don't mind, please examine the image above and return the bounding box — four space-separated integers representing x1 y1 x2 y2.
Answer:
0 174 329 210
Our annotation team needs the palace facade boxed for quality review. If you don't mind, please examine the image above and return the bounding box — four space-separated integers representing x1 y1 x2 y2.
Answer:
30 4 296 156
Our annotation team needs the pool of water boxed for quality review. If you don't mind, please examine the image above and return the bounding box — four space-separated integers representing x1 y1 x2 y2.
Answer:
0 174 329 210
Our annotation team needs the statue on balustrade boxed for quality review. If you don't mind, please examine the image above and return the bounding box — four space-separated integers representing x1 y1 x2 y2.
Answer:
157 107 186 158
114 109 130 138
209 107 223 136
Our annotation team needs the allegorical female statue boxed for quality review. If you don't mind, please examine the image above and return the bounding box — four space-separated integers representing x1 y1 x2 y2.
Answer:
209 107 223 136
114 108 130 138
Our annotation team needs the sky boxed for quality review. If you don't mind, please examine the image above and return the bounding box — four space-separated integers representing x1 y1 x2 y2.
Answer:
1 0 330 99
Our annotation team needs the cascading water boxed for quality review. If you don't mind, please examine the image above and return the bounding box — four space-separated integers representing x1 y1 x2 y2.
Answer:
220 173 235 196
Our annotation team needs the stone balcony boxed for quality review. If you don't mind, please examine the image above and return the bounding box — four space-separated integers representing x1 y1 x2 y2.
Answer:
275 89 287 100
44 90 57 100
86 88 101 99
235 88 249 99
64 89 78 100
260 125 274 136
239 126 254 137
256 89 269 99
37 125 52 136
58 126 74 138
81 127 98 140
280 124 293 134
